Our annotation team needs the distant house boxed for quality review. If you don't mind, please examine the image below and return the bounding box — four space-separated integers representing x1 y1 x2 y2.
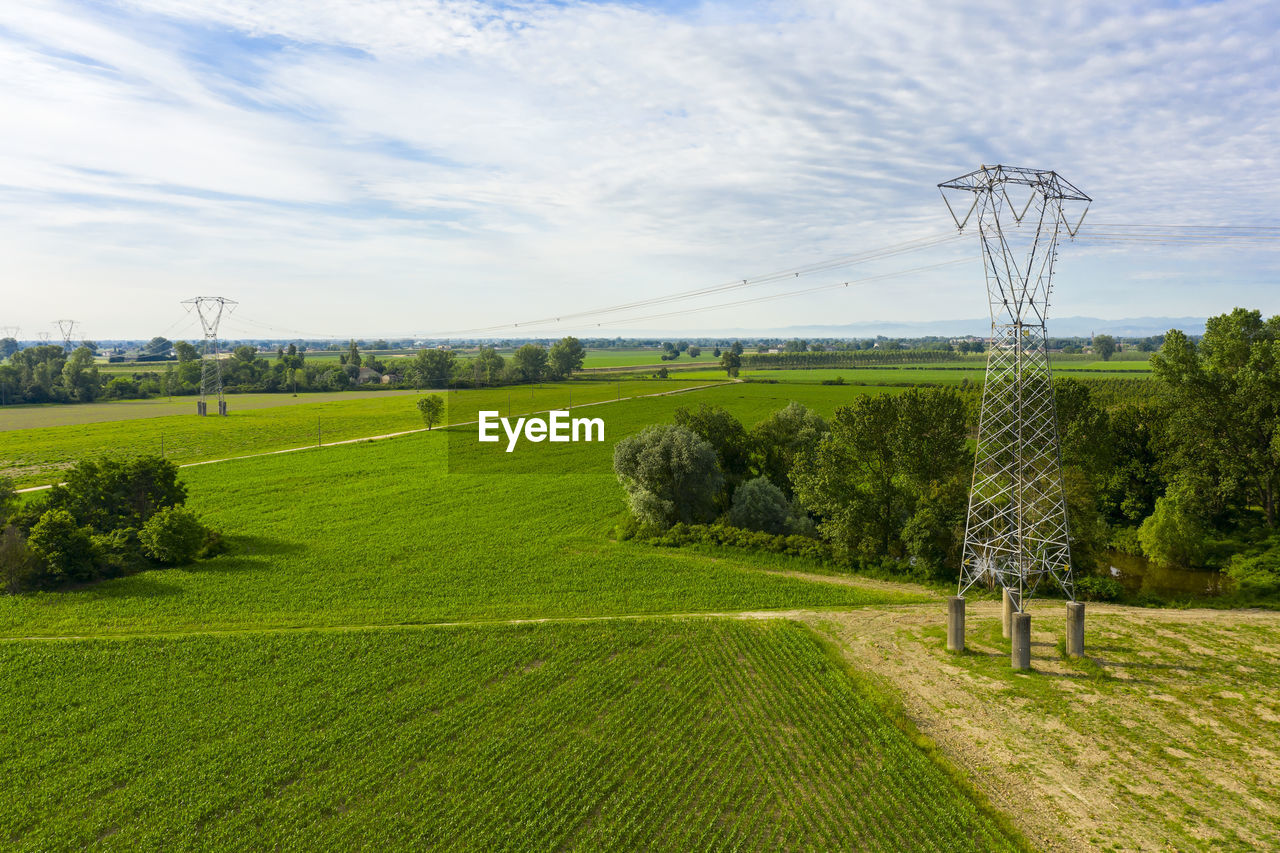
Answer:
357 366 381 384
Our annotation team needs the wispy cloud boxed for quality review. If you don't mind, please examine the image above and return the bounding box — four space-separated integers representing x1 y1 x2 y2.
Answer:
1 0 1278 337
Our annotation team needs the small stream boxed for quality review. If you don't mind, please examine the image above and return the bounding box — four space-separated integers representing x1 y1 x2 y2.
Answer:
1105 550 1224 597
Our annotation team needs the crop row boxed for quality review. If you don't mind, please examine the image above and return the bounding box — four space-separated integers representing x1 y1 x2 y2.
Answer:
0 620 1021 850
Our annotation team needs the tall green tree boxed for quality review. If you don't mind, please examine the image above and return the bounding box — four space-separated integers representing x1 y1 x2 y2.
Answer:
512 344 549 383
548 336 586 379
673 404 752 498
793 388 969 566
1092 334 1117 361
412 348 457 388
474 347 505 385
61 346 99 402
613 425 723 529
749 402 828 497
1152 309 1280 526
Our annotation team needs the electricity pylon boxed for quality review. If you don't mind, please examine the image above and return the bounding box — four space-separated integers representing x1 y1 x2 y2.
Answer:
182 297 237 416
939 165 1090 607
57 320 79 353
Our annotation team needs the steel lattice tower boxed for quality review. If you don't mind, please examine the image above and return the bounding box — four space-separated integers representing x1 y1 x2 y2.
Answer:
182 296 237 416
938 165 1090 606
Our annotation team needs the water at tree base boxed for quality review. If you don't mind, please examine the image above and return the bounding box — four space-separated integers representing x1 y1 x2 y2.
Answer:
1106 550 1224 597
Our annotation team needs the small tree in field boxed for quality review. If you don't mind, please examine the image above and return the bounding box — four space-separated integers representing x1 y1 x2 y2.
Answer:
417 394 445 429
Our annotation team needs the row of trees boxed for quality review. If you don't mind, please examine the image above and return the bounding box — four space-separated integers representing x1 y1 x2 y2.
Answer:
1 458 218 592
0 337 592 405
616 311 1280 600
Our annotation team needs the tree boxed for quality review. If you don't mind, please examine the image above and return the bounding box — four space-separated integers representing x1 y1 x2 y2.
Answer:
174 340 199 363
728 477 793 534
687 346 701 358
61 346 99 402
719 349 741 377
27 509 96 583
674 404 752 496
1138 487 1206 568
416 394 445 429
548 336 586 379
1151 309 1280 526
0 476 16 526
730 341 743 356
43 456 187 533
1093 334 1117 361
793 388 969 565
347 340 362 368
749 402 828 497
139 507 207 565
613 425 723 529
512 344 549 383
713 346 721 358
142 336 173 357
0 337 18 359
412 348 457 388
474 347 505 385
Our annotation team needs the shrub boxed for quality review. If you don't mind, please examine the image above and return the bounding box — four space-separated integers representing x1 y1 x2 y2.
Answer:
139 507 208 565
27 509 97 584
1075 575 1124 602
44 456 186 533
728 477 792 535
1138 492 1205 568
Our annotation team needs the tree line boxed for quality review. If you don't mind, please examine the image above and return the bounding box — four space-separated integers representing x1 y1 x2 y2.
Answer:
0 458 219 592
0 337 591 405
615 308 1280 604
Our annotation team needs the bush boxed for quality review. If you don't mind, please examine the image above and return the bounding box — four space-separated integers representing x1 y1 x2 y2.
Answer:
1226 547 1280 598
139 507 209 565
1075 575 1124 602
613 425 723 530
1138 492 1206 568
728 477 792 535
27 509 97 584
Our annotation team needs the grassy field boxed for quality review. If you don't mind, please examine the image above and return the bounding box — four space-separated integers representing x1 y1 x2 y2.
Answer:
0 378 717 487
8 367 1268 850
0 619 1019 852
0 390 425 431
812 601 1280 851
0 381 922 636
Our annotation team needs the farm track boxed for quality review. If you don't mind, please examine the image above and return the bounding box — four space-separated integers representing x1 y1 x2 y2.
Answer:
13 379 734 494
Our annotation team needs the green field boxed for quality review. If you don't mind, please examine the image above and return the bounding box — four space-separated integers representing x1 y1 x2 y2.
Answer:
0 378 717 488
0 620 1018 851
0 382 921 637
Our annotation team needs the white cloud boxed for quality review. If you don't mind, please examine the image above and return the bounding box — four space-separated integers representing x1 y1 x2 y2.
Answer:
0 0 1278 338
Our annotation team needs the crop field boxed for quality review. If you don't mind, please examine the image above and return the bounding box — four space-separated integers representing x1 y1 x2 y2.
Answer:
0 390 425 431
0 378 717 487
0 620 1019 851
0 381 925 636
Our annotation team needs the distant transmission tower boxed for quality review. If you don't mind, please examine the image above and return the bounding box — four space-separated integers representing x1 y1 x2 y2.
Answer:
939 165 1090 608
57 320 79 353
182 297 237 416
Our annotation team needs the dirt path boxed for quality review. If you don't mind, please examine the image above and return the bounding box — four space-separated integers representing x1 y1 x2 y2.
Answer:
803 600 1280 852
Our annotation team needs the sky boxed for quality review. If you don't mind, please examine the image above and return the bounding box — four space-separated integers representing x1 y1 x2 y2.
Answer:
1 0 1278 340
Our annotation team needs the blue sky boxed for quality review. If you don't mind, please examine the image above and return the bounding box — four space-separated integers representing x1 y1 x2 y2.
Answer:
1 0 1278 339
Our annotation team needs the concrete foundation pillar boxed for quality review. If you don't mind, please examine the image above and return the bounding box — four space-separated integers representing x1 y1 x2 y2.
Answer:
1001 587 1020 639
1012 612 1032 670
946 596 965 652
197 400 206 416
1066 601 1085 658
218 400 227 416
